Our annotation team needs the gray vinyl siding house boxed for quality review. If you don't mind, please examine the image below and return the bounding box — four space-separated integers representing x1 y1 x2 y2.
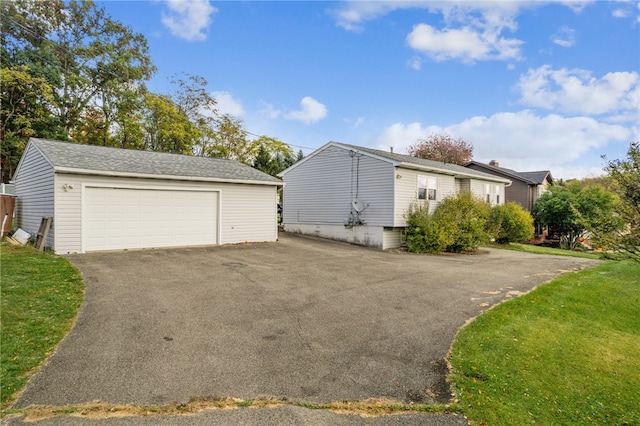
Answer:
13 138 282 254
464 160 553 211
280 142 511 249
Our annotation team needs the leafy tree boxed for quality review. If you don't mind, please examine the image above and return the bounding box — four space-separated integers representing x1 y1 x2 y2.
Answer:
169 73 217 156
110 88 146 150
204 114 251 161
408 133 473 165
1 0 154 155
488 202 534 243
142 93 198 154
253 144 275 175
600 142 640 261
205 118 293 166
531 183 621 250
48 0 154 138
252 141 298 177
0 67 59 182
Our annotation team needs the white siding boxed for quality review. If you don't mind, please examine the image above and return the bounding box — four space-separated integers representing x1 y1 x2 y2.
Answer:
456 178 471 195
393 168 456 226
469 179 487 201
382 228 403 249
469 179 505 206
54 174 82 251
220 183 277 244
282 145 395 227
54 173 277 254
14 143 55 247
469 179 505 205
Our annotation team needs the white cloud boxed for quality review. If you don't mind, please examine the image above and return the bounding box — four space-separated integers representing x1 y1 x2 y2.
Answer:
557 1 592 13
376 110 631 178
407 23 523 62
353 117 365 128
377 122 438 152
259 102 283 119
212 91 244 117
516 66 640 116
333 1 597 63
284 97 328 124
551 26 576 47
408 56 423 70
611 0 640 21
612 8 629 18
331 1 417 32
161 0 216 41
344 116 366 128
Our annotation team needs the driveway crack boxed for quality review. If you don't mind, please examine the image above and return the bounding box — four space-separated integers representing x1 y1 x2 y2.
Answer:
291 313 313 352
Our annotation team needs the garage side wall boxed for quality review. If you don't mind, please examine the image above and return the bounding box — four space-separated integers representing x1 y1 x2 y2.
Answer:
13 144 55 248
54 174 277 253
219 183 277 245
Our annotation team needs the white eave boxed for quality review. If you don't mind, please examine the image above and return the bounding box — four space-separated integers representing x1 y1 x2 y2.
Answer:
54 167 283 186
397 162 512 184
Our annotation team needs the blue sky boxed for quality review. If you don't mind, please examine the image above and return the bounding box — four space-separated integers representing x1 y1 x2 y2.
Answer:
100 0 639 179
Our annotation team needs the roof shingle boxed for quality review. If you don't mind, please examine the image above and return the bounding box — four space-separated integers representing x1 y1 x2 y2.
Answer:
464 160 552 185
30 138 281 184
335 142 510 181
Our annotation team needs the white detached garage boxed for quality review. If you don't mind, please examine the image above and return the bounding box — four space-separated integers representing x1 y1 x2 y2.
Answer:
13 138 282 254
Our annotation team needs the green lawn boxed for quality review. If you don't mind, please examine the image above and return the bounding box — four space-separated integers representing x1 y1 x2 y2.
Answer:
0 243 85 411
449 260 640 425
488 242 604 259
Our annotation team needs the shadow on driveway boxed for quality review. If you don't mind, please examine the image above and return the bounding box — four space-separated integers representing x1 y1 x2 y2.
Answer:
10 233 601 424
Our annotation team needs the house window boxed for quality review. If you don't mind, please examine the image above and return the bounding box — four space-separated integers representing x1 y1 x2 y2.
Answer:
418 176 437 201
495 185 501 204
485 184 491 203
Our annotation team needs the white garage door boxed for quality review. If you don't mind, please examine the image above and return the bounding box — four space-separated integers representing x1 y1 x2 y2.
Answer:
84 187 218 252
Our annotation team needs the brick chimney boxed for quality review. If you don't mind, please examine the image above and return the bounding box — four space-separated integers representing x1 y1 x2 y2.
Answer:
489 160 499 167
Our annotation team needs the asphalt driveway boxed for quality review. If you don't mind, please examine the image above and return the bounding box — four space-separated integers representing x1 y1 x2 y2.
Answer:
11 233 601 424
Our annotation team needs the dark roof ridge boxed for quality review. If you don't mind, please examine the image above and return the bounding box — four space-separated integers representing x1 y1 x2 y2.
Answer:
464 160 552 185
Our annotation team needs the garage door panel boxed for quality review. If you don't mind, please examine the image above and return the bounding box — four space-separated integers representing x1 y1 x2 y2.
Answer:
84 187 218 252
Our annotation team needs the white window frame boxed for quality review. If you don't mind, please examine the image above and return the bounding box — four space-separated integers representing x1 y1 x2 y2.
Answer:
418 176 437 201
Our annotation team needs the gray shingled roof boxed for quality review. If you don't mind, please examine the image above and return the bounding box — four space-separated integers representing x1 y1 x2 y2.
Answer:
335 142 510 182
518 170 552 185
465 160 552 185
31 138 281 184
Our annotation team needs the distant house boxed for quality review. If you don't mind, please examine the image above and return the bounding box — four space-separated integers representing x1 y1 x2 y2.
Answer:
279 142 511 250
464 160 553 211
13 138 282 254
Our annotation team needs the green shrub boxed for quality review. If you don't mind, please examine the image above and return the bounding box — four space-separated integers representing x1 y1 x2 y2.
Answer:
434 192 491 252
488 202 535 243
404 202 452 253
404 193 490 253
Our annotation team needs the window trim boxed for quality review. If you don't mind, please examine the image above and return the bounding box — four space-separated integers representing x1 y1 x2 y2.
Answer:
418 175 437 201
